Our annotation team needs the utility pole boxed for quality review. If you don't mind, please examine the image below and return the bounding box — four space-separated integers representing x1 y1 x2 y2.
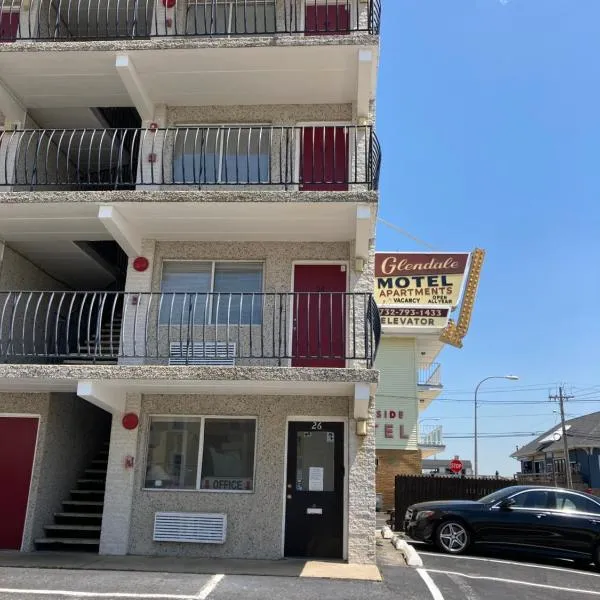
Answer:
549 387 574 489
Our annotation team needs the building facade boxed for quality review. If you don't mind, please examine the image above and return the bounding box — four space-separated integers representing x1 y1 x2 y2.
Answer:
373 251 483 509
0 0 382 563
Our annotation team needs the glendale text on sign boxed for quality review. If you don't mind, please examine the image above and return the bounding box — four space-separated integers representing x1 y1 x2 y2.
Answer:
374 252 470 308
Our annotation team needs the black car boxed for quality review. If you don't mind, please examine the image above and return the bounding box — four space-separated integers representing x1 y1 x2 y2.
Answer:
405 485 600 568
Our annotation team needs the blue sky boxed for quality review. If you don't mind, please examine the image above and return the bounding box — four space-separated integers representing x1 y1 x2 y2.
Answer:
375 0 600 475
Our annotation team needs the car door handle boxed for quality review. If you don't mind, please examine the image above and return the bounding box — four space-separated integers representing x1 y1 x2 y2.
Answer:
536 514 547 519
591 519 600 525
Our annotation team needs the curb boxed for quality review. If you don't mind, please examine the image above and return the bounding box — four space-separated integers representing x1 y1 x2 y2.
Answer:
390 534 423 567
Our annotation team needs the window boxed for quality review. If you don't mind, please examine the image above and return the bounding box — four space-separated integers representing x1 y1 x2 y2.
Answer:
160 261 263 324
145 417 257 491
511 490 551 509
554 492 600 514
173 127 271 184
186 0 276 35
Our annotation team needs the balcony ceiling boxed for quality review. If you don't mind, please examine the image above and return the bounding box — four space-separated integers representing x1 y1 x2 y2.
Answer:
0 45 369 109
0 201 372 285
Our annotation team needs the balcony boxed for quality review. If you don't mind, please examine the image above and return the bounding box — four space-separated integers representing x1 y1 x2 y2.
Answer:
0 291 381 367
418 424 444 459
0 126 380 192
0 0 381 42
417 361 442 409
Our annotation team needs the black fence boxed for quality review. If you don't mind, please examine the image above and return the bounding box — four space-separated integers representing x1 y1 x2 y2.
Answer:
394 475 513 531
0 0 381 41
0 126 380 191
0 291 381 367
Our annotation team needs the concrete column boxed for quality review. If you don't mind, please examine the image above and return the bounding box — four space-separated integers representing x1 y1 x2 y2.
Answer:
99 392 142 555
119 240 156 364
347 397 376 563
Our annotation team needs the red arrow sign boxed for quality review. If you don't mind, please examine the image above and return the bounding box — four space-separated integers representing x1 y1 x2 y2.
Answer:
449 459 463 474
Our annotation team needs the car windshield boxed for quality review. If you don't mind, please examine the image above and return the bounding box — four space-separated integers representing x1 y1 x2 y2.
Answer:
478 489 513 504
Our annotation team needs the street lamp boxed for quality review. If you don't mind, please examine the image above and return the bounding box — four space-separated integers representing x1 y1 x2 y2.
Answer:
474 375 519 477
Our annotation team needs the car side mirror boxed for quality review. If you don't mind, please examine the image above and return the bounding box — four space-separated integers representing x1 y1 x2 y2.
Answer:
499 498 515 510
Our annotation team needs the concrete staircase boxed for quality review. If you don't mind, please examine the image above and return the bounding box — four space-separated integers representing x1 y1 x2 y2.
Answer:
35 444 109 552
62 317 121 365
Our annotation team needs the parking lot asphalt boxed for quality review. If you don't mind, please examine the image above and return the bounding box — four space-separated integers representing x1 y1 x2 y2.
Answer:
0 543 599 600
397 539 600 600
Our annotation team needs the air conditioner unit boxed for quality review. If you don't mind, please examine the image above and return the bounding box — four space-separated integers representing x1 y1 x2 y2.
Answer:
168 342 236 366
153 512 227 544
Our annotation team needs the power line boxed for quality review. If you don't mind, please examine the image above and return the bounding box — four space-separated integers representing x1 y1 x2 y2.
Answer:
376 218 438 250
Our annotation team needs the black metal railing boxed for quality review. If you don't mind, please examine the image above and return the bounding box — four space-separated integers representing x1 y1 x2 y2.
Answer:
0 291 381 367
0 126 380 190
0 0 381 42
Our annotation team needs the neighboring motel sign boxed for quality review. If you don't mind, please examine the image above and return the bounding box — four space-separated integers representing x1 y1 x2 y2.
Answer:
374 253 470 308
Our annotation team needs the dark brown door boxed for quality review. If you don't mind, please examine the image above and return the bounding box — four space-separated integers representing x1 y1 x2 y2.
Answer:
292 264 346 367
305 4 350 35
0 12 19 42
284 421 344 558
300 127 349 191
0 417 38 549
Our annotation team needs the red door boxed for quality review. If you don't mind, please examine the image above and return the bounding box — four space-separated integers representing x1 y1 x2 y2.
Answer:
305 4 350 35
0 417 38 549
292 264 346 367
0 12 19 42
301 127 349 191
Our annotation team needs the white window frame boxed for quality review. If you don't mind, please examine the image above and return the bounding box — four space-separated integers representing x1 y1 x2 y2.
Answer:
174 123 272 185
144 414 258 494
159 259 265 325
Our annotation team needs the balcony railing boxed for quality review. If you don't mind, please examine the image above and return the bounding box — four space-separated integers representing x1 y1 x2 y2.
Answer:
0 126 380 191
0 291 381 367
417 362 441 387
419 424 444 447
0 0 381 41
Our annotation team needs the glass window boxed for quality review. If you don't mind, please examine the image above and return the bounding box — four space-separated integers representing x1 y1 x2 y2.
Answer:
160 261 263 324
173 127 270 184
145 417 256 492
295 430 336 492
511 490 551 509
186 0 276 35
201 419 256 491
554 492 600 514
145 418 202 489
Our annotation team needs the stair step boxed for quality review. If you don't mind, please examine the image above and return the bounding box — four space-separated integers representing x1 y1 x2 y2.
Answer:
71 490 105 501
46 524 101 531
55 512 103 520
35 538 100 545
85 469 107 475
77 479 106 487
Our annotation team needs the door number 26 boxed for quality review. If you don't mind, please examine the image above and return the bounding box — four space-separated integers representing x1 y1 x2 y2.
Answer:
311 422 322 430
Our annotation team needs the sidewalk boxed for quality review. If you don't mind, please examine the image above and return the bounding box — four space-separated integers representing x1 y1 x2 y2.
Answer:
0 551 382 581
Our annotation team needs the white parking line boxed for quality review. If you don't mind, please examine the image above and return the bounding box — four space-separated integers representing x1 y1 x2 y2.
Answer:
0 574 225 600
416 569 445 600
196 575 224 600
424 568 600 596
416 551 600 577
0 590 194 599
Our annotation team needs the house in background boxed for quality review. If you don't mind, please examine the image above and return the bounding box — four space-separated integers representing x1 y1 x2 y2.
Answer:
512 411 600 494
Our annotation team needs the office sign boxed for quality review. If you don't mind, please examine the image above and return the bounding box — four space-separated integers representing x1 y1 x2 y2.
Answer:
374 253 470 307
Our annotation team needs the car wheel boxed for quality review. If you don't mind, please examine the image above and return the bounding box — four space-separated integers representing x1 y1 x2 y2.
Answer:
436 520 471 554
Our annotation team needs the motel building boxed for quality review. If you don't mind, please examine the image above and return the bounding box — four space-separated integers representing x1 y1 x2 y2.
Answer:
0 1 383 564
373 251 484 508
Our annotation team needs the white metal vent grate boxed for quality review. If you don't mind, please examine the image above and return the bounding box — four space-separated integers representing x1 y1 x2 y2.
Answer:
168 342 236 366
153 512 227 544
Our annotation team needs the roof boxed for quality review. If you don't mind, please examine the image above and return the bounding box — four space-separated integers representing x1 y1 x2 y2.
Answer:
422 459 473 469
511 411 600 459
